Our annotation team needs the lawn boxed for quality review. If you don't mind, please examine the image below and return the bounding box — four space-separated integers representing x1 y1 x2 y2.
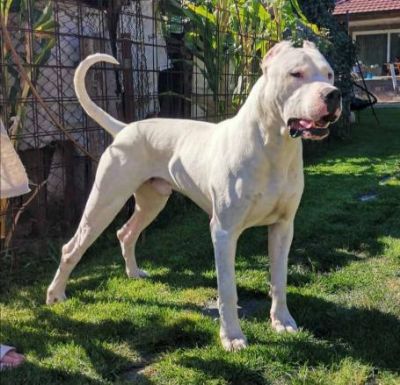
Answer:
1 108 399 385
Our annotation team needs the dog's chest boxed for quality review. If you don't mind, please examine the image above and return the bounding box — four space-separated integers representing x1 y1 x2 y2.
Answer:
243 168 304 227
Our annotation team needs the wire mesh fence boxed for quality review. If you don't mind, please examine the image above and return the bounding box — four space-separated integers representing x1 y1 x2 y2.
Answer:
1 0 276 258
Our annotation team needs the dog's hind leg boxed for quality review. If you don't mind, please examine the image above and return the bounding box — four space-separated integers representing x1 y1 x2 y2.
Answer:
46 149 140 305
117 180 171 278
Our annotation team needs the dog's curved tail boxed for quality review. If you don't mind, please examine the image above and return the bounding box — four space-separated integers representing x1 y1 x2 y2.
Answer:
74 53 126 138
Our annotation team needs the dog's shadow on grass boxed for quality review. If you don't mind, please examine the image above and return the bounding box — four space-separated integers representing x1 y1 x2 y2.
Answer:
199 290 400 372
244 292 400 372
294 292 400 372
176 292 400 383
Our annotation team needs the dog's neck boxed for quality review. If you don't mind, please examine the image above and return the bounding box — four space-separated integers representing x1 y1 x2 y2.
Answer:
237 77 301 152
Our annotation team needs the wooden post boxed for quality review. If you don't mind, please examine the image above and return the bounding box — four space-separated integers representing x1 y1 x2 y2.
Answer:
0 199 8 240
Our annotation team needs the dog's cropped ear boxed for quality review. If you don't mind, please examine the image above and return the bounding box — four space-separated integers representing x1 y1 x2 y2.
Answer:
261 40 292 74
303 40 317 50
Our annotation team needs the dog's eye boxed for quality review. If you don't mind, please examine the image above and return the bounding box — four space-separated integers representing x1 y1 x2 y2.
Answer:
328 73 333 80
290 72 303 79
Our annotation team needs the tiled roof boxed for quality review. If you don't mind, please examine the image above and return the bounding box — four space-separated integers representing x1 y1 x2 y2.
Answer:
333 0 400 15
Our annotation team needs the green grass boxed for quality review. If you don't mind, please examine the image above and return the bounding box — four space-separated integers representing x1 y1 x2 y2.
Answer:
1 109 399 385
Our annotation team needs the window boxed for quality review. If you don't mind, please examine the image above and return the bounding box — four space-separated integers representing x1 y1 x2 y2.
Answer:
354 30 400 76
390 32 400 61
356 33 387 66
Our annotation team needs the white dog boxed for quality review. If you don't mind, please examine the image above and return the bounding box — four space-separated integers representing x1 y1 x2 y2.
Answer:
47 41 341 351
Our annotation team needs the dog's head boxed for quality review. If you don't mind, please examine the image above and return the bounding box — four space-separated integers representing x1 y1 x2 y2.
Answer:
260 40 342 140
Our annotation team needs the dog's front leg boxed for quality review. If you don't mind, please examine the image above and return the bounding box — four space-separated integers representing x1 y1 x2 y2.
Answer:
268 220 298 333
210 219 247 351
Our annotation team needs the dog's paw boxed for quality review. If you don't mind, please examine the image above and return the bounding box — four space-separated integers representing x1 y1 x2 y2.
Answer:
46 289 67 305
138 269 149 278
127 269 149 279
270 310 298 333
220 334 248 352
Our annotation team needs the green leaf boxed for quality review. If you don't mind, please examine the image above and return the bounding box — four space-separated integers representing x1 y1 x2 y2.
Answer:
186 3 216 24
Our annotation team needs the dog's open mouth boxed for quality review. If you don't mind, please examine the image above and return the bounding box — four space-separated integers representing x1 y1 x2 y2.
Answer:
288 118 330 140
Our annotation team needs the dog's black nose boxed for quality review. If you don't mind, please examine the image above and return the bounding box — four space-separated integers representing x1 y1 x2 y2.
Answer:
324 89 341 114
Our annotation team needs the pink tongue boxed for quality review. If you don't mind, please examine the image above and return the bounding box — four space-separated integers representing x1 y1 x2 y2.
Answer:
299 119 313 129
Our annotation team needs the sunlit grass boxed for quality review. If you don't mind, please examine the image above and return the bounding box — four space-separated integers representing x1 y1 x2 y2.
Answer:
1 109 399 384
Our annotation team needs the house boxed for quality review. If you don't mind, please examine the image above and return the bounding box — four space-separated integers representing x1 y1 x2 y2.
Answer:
334 0 400 102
